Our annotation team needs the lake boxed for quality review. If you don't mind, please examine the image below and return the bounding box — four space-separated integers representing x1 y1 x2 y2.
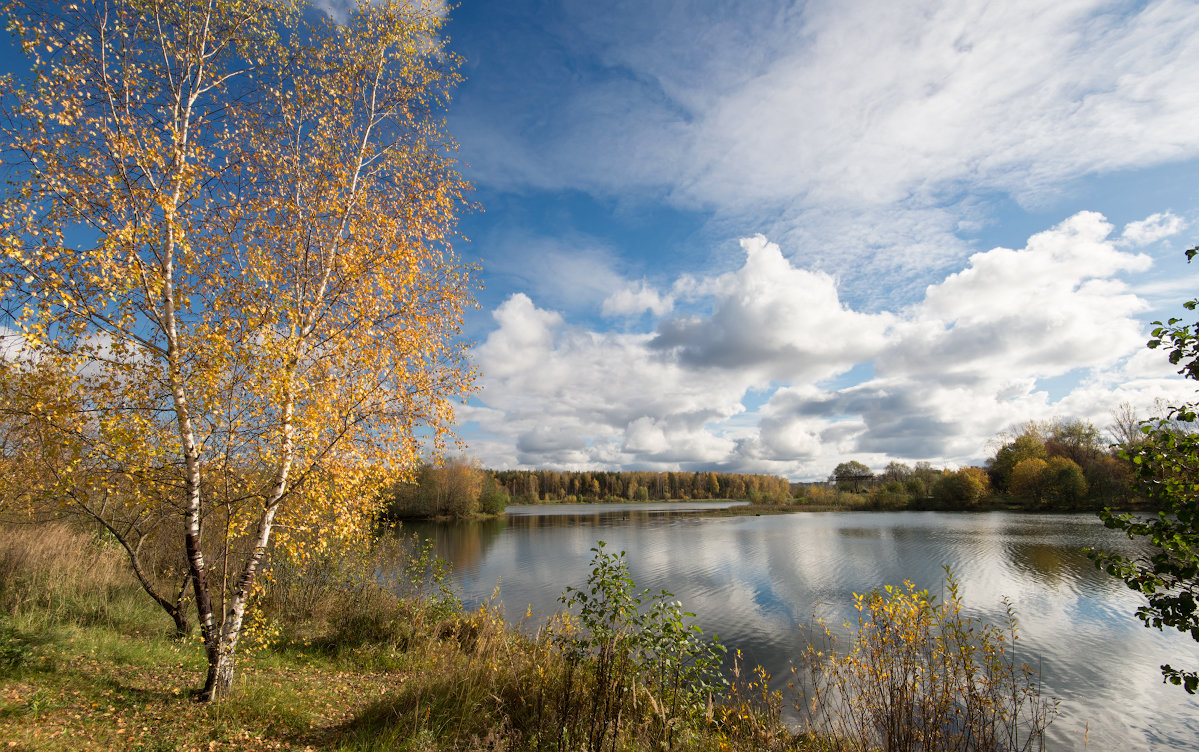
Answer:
404 504 1199 750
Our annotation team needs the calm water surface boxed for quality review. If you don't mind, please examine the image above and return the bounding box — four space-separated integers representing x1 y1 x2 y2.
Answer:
405 505 1199 751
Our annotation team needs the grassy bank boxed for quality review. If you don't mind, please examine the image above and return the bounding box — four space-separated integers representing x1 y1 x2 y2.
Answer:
0 523 795 751
1 523 1055 751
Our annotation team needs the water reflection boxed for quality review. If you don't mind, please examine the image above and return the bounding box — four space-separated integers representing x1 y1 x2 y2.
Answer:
405 508 1199 751
403 515 508 574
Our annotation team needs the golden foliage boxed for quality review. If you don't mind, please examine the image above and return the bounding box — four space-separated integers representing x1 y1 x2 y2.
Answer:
0 0 475 699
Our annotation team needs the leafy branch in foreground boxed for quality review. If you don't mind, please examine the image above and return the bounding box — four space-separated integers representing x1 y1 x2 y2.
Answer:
1090 243 1199 694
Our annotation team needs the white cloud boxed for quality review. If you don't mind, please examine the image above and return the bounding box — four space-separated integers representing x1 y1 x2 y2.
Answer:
700 1 1199 206
774 213 1160 461
650 235 892 380
675 0 1199 284
1121 212 1186 246
314 0 449 23
472 293 751 469
602 281 673 318
884 212 1151 379
467 212 1194 479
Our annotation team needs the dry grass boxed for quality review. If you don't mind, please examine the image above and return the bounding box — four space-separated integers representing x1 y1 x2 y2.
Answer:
0 521 138 630
0 522 124 596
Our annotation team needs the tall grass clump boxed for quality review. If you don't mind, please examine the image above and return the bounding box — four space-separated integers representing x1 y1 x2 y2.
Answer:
338 598 531 748
0 522 143 630
795 570 1057 752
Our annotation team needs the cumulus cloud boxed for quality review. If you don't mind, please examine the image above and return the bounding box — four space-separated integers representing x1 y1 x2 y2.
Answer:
1121 212 1186 246
476 294 563 379
885 212 1151 379
472 294 751 469
602 281 673 318
755 213 1158 468
467 212 1192 479
650 236 892 379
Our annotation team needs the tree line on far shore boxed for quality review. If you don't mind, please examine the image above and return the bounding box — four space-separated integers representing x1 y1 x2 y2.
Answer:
384 463 795 518
388 409 1158 519
821 413 1145 510
490 469 794 505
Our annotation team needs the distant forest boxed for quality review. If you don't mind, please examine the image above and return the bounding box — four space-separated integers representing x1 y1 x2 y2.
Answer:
384 462 793 519
491 469 793 504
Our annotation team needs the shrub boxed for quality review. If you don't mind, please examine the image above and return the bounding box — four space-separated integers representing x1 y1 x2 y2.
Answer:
1083 454 1134 505
1042 457 1088 505
874 480 911 508
535 542 726 752
991 435 1048 492
797 571 1057 752
386 459 486 519
931 467 989 506
477 475 510 515
718 651 791 750
1009 458 1050 501
904 476 929 499
1009 457 1088 506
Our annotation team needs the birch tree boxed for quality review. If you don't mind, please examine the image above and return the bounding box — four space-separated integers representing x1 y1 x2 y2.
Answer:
0 0 474 701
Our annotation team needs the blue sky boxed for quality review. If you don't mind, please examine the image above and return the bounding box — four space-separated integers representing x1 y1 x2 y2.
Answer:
425 0 1199 480
9 1 1199 481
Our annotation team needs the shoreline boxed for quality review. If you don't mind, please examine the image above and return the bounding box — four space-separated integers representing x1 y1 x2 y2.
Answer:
392 495 1154 523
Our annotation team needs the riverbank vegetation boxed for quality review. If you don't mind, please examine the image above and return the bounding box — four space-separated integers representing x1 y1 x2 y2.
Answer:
2 520 1056 751
797 574 1057 751
1090 244 1199 694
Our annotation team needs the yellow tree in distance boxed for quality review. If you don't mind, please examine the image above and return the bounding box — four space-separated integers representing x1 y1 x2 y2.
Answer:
0 0 475 700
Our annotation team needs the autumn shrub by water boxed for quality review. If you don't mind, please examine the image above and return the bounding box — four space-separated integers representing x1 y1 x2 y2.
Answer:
0 521 1056 751
794 575 1057 752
